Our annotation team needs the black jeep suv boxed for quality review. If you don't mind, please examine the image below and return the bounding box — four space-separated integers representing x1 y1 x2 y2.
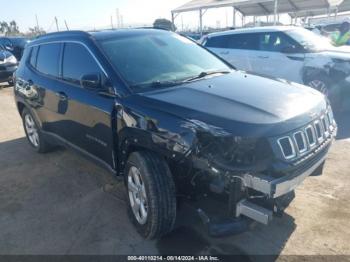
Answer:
14 29 337 239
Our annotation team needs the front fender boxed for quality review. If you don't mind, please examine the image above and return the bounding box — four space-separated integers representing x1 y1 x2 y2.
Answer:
116 106 198 175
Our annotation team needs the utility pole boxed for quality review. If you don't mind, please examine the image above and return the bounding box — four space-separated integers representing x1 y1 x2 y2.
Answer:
335 6 338 21
273 0 278 26
54 17 59 31
64 20 69 30
111 15 114 29
232 7 236 27
116 8 120 28
199 9 203 36
181 15 184 31
120 15 123 28
35 14 40 30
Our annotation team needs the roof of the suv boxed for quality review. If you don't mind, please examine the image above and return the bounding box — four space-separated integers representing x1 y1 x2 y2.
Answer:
30 28 171 46
205 26 299 38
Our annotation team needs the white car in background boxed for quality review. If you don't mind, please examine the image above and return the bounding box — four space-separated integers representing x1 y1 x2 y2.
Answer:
201 26 350 109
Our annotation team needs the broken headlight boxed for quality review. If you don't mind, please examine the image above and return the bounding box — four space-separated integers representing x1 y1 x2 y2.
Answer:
196 133 271 169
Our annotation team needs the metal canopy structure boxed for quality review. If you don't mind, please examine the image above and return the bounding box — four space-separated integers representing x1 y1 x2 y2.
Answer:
171 0 346 34
289 0 350 18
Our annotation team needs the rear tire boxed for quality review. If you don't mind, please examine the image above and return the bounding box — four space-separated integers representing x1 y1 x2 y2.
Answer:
22 108 52 153
125 151 177 239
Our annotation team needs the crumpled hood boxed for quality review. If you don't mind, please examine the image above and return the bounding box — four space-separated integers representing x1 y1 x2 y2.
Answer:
134 72 327 137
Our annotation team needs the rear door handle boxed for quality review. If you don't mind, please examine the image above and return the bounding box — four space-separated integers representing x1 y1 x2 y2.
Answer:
56 92 68 101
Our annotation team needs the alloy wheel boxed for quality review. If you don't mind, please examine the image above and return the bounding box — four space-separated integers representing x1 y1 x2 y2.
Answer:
128 166 148 225
309 80 328 96
24 114 39 148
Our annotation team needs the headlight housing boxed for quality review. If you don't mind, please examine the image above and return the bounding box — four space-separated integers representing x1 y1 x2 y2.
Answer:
196 133 271 168
6 55 17 64
0 55 17 65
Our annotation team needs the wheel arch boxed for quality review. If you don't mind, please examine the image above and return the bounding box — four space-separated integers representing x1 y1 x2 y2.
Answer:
116 127 195 177
302 66 330 85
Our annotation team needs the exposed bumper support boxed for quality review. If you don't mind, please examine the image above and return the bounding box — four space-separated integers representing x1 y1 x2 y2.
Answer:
236 199 273 225
243 153 328 198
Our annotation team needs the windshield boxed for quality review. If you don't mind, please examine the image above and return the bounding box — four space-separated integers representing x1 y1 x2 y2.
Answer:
98 31 231 90
286 28 334 51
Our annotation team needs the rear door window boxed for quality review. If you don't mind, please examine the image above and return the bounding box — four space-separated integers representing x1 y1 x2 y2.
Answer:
62 42 102 85
205 35 229 48
36 43 61 77
227 33 259 50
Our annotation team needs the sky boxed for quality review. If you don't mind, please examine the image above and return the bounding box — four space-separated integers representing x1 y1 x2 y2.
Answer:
0 0 291 33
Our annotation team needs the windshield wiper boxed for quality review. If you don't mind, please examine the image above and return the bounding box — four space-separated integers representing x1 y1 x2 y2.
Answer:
184 70 231 82
130 70 231 89
130 80 183 89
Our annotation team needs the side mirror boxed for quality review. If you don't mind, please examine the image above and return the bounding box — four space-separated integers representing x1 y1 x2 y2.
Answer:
80 73 101 89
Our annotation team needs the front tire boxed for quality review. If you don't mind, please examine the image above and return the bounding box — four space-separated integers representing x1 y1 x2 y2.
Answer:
125 151 177 239
306 75 331 96
22 108 52 153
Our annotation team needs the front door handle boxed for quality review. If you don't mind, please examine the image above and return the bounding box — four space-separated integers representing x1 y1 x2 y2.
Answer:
258 56 269 59
220 51 229 55
56 92 68 101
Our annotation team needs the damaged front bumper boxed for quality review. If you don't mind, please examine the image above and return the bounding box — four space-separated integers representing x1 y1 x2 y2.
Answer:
191 134 335 237
243 150 327 199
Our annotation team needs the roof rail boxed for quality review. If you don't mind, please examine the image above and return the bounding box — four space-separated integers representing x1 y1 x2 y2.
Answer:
136 26 172 31
36 30 90 39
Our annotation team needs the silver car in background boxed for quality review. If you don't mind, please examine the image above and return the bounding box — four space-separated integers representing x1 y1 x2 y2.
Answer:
201 26 350 111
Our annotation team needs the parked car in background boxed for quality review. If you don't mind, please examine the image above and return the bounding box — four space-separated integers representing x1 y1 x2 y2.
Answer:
0 46 18 84
14 29 336 239
201 26 350 110
0 37 30 61
310 21 348 36
180 32 202 41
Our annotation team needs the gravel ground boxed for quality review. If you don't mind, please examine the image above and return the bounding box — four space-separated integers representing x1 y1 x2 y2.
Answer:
0 83 349 259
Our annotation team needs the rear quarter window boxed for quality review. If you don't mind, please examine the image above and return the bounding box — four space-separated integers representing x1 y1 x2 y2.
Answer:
29 46 39 68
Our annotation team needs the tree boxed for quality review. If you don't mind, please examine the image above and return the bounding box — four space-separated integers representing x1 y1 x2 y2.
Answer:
0 20 20 36
153 19 176 32
28 26 46 37
8 20 19 35
0 22 9 34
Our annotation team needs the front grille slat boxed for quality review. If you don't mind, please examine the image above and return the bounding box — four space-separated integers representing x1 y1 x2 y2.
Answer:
321 116 329 136
305 125 316 147
294 131 307 153
278 137 296 159
277 108 335 161
314 121 324 142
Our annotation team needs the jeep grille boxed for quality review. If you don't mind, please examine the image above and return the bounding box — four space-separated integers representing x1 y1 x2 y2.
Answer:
277 108 336 161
